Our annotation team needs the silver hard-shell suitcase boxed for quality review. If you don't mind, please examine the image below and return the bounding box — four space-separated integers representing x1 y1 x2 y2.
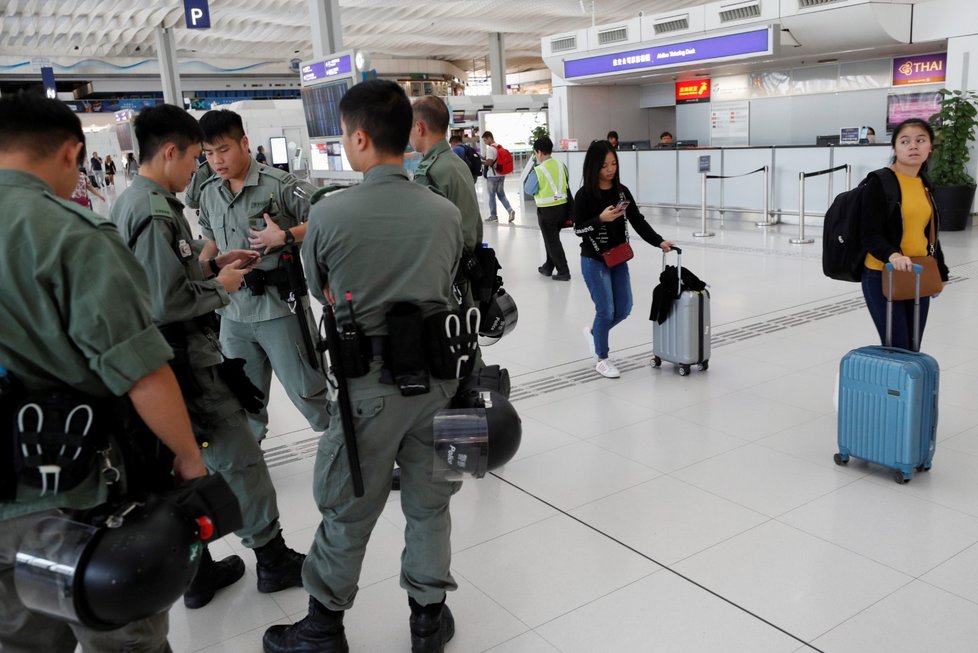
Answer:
651 248 711 376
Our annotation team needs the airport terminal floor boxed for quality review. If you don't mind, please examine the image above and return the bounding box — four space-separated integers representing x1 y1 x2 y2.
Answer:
88 175 978 652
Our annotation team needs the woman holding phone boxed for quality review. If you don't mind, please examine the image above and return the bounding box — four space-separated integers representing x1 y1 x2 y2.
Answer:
574 139 674 378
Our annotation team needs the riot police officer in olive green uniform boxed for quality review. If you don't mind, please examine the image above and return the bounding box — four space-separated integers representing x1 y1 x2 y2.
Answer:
410 96 483 312
263 80 462 653
184 155 213 210
0 92 207 653
111 105 306 610
196 109 328 441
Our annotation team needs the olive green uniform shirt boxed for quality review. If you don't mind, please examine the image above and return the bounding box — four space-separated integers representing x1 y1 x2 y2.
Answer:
304 164 463 335
197 160 315 323
184 159 214 209
413 139 482 255
111 175 229 369
0 169 172 520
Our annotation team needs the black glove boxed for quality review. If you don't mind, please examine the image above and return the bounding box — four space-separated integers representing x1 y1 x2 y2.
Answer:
217 357 265 414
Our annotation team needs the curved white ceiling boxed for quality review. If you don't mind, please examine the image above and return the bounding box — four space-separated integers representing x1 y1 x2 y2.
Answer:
0 0 700 73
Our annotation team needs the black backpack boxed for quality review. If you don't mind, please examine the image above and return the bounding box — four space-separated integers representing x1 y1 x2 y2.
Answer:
460 144 483 181
822 168 899 282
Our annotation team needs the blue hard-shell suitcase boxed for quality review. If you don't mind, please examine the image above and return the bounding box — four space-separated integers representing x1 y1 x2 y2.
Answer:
835 264 939 483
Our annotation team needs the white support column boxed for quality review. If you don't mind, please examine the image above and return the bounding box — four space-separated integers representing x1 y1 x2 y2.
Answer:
489 32 506 96
309 0 344 59
154 26 182 107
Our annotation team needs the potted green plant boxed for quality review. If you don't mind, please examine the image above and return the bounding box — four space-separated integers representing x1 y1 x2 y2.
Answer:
928 88 978 231
529 125 549 145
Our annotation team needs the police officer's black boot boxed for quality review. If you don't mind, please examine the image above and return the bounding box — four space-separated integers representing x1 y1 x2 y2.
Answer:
254 530 306 593
183 545 246 609
263 596 348 653
409 596 455 653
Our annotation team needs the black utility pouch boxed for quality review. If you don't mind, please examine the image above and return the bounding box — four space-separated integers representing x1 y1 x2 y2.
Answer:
472 247 502 304
243 268 267 296
217 357 265 414
12 392 109 496
338 324 371 378
385 303 430 396
424 311 478 380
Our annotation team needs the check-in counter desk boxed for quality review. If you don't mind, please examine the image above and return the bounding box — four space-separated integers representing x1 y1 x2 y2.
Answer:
549 144 891 226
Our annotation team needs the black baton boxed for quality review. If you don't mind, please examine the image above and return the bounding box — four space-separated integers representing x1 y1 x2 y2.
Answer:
323 302 365 497
280 247 320 371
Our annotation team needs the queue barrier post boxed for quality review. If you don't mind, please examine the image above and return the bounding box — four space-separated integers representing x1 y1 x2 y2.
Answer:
693 172 714 238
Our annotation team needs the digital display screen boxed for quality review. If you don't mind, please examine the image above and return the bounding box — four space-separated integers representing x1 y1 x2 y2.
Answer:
309 141 353 172
301 55 353 84
886 91 941 132
301 79 350 138
115 123 134 152
269 136 289 165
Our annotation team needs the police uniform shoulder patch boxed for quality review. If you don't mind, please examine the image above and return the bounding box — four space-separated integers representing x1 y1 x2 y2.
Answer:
148 192 173 218
258 164 291 183
42 190 106 228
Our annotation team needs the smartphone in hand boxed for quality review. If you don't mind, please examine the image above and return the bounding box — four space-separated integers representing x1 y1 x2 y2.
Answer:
614 200 630 212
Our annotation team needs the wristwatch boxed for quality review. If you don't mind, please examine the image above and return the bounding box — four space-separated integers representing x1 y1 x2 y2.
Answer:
283 228 295 246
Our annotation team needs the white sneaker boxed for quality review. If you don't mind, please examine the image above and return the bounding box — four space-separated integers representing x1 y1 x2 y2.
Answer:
595 359 620 378
508 208 516 223
583 326 596 358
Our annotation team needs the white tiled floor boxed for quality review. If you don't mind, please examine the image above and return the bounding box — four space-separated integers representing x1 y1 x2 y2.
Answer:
95 177 978 651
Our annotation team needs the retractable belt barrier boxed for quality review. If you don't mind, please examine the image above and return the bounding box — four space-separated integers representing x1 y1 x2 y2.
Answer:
695 166 771 238
791 164 851 245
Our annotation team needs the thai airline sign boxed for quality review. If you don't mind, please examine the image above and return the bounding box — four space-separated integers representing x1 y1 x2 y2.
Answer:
892 53 946 86
564 28 772 80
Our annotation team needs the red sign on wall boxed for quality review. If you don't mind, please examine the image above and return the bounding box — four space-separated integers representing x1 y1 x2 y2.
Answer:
676 80 711 104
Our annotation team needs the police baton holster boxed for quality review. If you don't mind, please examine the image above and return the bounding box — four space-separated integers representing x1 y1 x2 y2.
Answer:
322 304 365 497
276 246 321 371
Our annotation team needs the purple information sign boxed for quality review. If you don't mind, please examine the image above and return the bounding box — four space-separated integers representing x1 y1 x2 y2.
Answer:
564 28 770 79
302 55 353 84
892 53 946 86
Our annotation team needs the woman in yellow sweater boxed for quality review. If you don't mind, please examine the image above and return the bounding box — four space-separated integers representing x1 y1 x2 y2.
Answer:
860 118 949 349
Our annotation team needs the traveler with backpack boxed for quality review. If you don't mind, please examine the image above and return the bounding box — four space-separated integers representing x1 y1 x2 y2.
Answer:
450 135 483 183
481 131 516 223
859 118 949 350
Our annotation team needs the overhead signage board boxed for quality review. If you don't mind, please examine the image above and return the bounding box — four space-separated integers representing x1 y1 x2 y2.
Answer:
564 28 772 80
301 54 353 86
676 79 711 104
892 53 946 86
183 0 211 29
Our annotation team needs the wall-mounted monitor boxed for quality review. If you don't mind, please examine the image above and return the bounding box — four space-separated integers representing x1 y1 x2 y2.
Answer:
309 140 353 173
269 136 289 165
301 79 351 139
886 91 941 132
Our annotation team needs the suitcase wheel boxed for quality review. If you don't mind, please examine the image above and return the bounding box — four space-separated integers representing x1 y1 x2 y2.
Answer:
678 365 690 376
650 356 662 368
915 464 931 472
699 361 709 372
833 453 849 466
895 470 911 484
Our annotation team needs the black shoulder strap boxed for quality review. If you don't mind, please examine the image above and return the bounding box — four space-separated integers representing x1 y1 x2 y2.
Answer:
869 168 900 213
127 216 154 250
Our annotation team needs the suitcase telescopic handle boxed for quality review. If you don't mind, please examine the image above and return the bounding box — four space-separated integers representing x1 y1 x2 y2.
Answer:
884 262 924 352
661 247 683 296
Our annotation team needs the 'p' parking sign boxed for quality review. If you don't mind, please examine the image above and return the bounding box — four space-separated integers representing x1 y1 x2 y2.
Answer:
183 0 211 29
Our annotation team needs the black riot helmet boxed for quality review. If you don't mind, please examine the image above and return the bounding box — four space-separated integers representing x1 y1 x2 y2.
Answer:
433 386 522 480
478 288 518 346
15 475 242 630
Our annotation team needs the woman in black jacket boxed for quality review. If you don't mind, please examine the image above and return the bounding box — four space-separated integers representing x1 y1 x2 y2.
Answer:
574 140 673 378
860 118 949 350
